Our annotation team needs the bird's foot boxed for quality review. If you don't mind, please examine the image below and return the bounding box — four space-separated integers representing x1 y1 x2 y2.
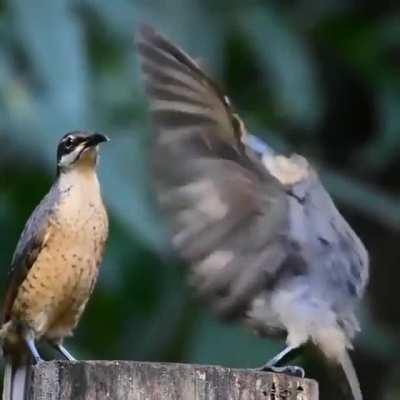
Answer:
33 355 45 365
259 364 305 378
52 343 77 362
24 333 44 364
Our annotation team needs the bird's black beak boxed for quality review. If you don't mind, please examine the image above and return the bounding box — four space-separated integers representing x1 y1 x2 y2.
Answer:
84 133 110 148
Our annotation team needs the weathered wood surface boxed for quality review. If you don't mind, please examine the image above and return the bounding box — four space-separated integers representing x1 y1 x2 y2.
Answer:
28 361 318 400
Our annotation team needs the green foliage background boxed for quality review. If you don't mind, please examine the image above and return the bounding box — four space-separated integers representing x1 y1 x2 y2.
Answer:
0 1 400 398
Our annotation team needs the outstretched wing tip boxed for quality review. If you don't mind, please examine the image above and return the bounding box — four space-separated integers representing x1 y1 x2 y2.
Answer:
136 22 155 42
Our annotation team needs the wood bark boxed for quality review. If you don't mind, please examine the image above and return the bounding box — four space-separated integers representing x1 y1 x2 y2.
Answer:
28 361 318 400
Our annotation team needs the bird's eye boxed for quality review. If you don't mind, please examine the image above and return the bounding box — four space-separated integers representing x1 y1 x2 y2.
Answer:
64 136 74 148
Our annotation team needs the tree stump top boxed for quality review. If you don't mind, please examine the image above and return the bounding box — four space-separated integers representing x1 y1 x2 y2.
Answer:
29 360 318 400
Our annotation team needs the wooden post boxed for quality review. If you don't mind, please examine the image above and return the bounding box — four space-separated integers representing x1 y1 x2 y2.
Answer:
28 361 318 400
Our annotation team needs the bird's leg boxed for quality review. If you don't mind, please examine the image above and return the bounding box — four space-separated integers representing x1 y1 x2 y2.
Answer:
23 331 43 364
51 342 76 361
264 345 300 367
259 346 305 378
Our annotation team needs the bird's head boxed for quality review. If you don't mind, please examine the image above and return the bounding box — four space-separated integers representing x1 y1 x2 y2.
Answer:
57 131 109 174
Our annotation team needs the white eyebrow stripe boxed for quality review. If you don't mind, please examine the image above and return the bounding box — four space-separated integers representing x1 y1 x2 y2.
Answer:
58 143 85 167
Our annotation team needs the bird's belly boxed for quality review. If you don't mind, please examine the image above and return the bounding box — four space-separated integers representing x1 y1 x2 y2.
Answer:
245 276 351 353
11 223 102 339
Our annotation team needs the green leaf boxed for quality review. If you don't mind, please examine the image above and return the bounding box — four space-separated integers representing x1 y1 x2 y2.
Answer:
240 5 323 130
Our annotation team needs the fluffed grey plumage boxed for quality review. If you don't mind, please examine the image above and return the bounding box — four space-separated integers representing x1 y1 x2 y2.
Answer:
136 25 369 400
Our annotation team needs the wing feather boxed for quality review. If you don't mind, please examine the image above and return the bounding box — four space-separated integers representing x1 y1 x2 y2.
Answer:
136 25 246 154
1 186 59 323
136 25 290 319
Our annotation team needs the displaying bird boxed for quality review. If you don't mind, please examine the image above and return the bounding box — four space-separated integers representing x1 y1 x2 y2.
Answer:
136 25 369 400
1 131 109 400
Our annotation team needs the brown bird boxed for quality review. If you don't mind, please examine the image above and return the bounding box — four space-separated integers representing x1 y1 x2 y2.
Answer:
136 25 369 400
0 132 109 400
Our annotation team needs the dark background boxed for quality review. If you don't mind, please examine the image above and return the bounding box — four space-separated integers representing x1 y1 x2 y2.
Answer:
0 1 399 399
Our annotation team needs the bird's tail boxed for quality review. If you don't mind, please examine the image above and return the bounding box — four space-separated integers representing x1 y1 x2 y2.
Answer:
337 349 363 400
2 353 30 400
314 327 362 400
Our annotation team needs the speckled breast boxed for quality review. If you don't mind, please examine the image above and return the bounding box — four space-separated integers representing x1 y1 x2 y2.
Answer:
12 182 108 340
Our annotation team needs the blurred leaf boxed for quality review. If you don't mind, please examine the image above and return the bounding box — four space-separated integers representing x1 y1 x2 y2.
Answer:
317 15 400 85
240 5 323 130
320 166 400 231
358 307 400 361
80 0 137 39
132 0 226 73
100 134 168 251
359 84 400 172
10 0 89 124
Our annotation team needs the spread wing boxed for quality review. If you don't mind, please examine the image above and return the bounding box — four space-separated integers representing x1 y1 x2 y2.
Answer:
136 25 292 319
1 186 59 324
136 25 247 153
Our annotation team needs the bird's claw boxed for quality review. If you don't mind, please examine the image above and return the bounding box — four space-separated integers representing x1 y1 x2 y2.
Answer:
259 365 305 378
33 355 44 365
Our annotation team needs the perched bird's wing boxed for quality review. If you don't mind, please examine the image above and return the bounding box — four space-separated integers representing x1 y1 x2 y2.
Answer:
2 186 59 324
136 25 305 319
